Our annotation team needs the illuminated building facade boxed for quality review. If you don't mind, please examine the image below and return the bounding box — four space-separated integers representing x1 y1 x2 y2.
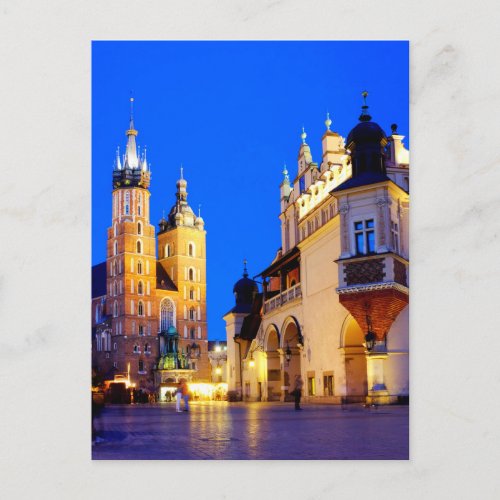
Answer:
225 95 410 404
92 100 210 389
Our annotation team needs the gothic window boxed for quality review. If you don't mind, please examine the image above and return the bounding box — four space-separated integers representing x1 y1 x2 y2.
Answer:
138 280 143 295
138 301 144 317
137 192 142 216
354 219 375 255
190 328 195 339
160 298 175 331
133 345 139 353
138 222 142 235
113 281 117 296
188 268 195 281
139 324 144 336
391 221 400 254
188 242 195 257
125 191 130 215
299 176 305 193
145 343 150 353
137 240 142 254
189 307 195 320
113 301 118 318
137 260 143 274
189 287 195 300
138 360 144 372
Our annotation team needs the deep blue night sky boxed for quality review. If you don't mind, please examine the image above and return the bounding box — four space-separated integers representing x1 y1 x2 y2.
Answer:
92 41 409 340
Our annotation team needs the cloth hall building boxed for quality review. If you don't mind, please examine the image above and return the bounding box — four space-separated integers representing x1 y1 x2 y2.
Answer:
225 97 410 405
92 103 210 390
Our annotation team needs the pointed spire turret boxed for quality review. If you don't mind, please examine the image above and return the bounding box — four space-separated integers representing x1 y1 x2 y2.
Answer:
141 146 148 171
282 163 289 184
301 126 307 144
243 259 248 278
114 147 122 170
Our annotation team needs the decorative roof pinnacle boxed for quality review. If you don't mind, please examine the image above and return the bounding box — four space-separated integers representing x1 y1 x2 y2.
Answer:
301 126 307 144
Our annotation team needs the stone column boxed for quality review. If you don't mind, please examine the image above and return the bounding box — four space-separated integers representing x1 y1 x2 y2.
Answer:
365 344 395 405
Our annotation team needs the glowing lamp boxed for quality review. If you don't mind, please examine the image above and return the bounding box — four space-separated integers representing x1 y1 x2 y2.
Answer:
215 367 222 375
365 330 376 351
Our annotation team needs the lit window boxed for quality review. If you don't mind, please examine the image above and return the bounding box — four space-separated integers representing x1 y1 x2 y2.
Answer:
354 219 375 255
307 376 316 396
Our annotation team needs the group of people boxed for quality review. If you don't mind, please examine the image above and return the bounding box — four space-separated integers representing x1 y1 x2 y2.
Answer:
175 378 190 412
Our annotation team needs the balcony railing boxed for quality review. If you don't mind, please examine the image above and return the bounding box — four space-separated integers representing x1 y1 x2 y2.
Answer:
264 283 302 313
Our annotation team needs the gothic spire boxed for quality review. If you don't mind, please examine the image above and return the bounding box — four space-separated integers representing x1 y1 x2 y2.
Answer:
124 97 139 169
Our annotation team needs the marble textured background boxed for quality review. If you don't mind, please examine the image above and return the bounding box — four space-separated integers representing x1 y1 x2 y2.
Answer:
0 0 499 498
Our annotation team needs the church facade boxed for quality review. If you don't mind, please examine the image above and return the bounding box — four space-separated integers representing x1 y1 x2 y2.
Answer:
225 95 410 405
92 102 210 390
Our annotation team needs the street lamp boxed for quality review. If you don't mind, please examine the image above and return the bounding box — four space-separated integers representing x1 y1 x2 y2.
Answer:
248 353 255 368
285 342 292 365
365 330 376 351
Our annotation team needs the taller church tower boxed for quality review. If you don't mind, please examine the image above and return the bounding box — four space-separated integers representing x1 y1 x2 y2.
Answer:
106 98 158 387
157 169 210 380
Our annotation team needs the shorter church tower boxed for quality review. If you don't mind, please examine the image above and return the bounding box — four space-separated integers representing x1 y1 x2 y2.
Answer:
157 169 210 381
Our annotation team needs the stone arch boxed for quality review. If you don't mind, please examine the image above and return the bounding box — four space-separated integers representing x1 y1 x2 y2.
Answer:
341 314 368 402
263 323 281 401
280 316 302 391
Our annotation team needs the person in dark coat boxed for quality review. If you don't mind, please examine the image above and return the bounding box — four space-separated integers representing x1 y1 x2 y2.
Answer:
290 374 304 410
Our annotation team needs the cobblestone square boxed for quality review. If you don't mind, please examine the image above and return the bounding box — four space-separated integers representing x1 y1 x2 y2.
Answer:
92 402 409 460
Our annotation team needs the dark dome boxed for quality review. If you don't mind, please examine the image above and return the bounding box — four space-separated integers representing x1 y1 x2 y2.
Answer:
233 276 258 305
346 120 386 147
166 325 178 337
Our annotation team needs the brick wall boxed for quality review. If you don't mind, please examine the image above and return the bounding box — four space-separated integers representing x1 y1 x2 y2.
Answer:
344 258 385 285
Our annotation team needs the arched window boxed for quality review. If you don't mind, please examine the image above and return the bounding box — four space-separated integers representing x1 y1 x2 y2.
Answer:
137 260 143 274
125 191 130 215
137 222 142 235
138 281 143 295
189 287 195 300
190 328 195 339
138 301 144 316
145 343 150 353
113 281 117 296
160 298 175 331
188 268 195 281
189 307 195 321
133 344 139 353
188 242 195 257
137 240 142 254
165 244 171 258
137 192 142 216
113 301 118 318
114 241 118 256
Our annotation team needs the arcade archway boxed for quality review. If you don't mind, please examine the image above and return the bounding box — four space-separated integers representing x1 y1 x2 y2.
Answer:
342 316 368 403
264 325 281 401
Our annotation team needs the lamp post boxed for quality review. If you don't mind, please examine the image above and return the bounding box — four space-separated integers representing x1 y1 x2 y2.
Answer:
285 342 292 366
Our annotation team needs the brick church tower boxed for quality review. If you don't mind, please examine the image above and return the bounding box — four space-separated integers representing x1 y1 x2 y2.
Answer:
106 98 159 388
157 168 210 380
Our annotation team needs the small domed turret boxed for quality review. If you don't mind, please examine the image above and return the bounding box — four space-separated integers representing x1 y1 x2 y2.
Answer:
233 260 258 305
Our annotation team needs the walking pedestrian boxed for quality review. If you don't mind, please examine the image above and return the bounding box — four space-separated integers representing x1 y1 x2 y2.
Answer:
175 383 182 413
290 374 304 410
180 379 189 412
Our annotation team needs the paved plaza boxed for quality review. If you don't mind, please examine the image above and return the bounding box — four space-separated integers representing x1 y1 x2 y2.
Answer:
92 401 408 460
